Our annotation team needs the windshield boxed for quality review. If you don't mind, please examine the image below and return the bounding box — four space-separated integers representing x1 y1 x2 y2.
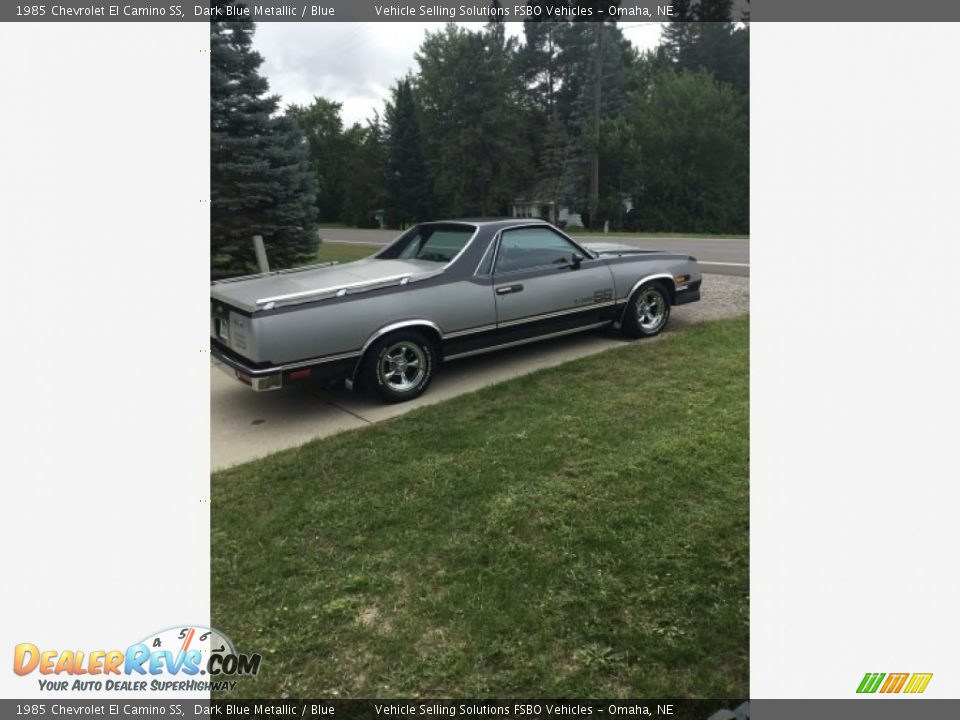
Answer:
381 225 475 263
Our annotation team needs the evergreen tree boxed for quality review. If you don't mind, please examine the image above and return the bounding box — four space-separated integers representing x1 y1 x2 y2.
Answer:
210 10 317 278
514 20 576 220
383 78 431 228
517 18 570 122
660 1 749 96
555 23 639 221
286 98 348 222
342 116 387 227
229 8 749 239
538 112 577 220
487 0 504 27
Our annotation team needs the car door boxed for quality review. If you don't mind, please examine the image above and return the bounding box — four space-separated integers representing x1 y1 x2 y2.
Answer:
492 226 617 345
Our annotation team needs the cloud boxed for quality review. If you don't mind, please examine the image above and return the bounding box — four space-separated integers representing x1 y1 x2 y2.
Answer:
252 22 444 125
253 21 663 126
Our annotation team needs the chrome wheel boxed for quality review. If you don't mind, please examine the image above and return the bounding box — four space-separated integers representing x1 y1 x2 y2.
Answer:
635 289 667 332
378 341 426 393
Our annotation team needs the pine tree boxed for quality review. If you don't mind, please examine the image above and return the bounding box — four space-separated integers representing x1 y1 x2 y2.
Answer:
660 0 748 95
384 78 431 228
342 116 386 227
539 112 574 215
518 19 562 118
553 23 638 222
210 9 318 278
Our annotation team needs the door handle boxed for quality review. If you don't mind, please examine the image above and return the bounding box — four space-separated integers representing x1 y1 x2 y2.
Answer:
496 284 524 295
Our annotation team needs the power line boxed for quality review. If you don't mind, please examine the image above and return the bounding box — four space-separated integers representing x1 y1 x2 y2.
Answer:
618 22 665 30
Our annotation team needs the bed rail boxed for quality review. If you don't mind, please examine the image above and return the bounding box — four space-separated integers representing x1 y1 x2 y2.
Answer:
211 260 341 285
255 271 441 310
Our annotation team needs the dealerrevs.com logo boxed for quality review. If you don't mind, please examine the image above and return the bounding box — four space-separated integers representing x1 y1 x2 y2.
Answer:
13 625 261 693
857 672 933 694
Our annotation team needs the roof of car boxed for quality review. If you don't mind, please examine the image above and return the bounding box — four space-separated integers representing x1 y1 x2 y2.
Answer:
437 217 551 229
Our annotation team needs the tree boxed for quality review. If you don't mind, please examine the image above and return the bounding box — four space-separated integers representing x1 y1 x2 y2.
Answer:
286 98 348 222
538 112 575 214
383 78 431 228
342 116 386 228
514 20 569 215
517 19 562 117
628 69 748 234
660 2 749 96
210 9 317 277
595 114 640 229
549 22 639 224
413 24 529 217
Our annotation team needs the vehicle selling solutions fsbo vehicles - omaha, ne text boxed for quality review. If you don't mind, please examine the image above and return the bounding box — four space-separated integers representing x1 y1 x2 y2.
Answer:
210 219 702 402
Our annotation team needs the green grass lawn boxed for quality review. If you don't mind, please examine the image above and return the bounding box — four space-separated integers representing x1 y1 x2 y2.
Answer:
314 243 381 264
211 316 749 699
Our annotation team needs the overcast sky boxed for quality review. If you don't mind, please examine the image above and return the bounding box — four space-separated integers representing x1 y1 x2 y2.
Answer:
252 22 665 127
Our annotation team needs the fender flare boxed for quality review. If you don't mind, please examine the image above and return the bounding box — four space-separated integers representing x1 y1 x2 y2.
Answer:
614 273 676 328
350 319 444 384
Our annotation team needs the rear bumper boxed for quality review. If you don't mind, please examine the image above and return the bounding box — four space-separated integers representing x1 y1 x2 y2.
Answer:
674 279 702 306
210 339 359 392
211 341 285 391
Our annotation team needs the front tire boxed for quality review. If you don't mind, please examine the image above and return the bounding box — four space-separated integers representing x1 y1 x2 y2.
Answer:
621 283 671 339
361 331 436 403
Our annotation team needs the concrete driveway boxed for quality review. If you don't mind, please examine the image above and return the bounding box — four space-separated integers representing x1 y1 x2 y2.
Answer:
212 273 749 470
212 331 626 470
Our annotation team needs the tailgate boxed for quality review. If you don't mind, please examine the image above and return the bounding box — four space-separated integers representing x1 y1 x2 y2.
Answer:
210 300 255 359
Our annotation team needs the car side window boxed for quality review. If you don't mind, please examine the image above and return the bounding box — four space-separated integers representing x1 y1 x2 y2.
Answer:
397 227 474 263
475 237 497 276
494 227 582 274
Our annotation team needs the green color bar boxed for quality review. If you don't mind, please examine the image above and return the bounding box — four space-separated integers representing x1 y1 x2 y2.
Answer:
856 672 884 693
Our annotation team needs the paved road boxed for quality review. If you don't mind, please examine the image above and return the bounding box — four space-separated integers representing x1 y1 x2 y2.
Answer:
318 227 750 277
212 273 749 470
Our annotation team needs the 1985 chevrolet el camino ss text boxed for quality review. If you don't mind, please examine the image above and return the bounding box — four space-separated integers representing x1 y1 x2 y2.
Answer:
210 219 702 403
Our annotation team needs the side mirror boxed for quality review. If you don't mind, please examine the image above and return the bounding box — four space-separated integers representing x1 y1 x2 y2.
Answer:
570 252 583 270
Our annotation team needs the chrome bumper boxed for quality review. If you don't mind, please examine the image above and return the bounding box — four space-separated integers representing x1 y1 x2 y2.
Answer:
210 343 283 392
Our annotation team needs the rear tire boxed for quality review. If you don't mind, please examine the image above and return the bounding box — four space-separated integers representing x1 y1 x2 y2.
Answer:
621 283 671 339
361 331 436 403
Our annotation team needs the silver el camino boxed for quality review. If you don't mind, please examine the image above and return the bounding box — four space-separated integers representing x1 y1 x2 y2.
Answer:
211 219 701 402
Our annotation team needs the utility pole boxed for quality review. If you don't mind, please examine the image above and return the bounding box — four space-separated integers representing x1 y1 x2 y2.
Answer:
590 21 603 228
